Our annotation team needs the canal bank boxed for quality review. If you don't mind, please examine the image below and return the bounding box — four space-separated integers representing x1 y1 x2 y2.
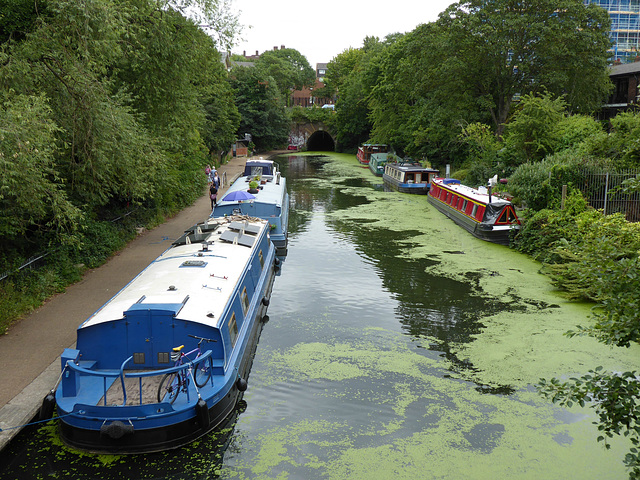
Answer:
0 152 284 452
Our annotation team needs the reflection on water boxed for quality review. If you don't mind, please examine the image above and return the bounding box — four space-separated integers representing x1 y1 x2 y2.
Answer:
0 152 633 480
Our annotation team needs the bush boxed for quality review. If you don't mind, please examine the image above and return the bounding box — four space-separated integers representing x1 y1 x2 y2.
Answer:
512 190 589 261
514 200 640 346
508 152 614 211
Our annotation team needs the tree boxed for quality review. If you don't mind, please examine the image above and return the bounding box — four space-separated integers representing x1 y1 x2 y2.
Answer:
436 0 612 136
230 67 290 151
0 94 82 248
324 47 365 98
367 24 483 162
162 0 240 52
255 48 316 105
539 369 639 478
329 37 393 152
503 91 567 164
0 0 48 43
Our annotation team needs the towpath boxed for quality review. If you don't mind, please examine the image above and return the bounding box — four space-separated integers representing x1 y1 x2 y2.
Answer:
0 153 283 451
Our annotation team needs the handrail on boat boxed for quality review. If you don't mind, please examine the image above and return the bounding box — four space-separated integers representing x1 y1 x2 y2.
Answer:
120 355 133 406
64 350 213 406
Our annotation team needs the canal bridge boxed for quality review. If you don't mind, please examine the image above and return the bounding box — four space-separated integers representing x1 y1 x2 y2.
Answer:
289 119 336 151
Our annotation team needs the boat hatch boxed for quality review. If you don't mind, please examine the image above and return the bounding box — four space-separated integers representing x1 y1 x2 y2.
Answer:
229 221 261 234
220 222 258 247
180 260 207 267
124 297 188 317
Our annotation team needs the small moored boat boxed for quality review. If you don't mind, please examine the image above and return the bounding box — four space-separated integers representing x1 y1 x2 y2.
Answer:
383 161 439 194
54 215 278 453
213 158 289 256
368 152 389 176
357 144 389 165
427 177 521 245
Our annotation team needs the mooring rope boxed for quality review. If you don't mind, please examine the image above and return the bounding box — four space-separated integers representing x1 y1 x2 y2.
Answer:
0 413 73 432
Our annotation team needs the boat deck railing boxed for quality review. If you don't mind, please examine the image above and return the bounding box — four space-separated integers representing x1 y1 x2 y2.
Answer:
62 350 214 407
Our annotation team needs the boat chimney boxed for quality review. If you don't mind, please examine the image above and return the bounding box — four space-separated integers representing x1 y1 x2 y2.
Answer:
487 175 498 204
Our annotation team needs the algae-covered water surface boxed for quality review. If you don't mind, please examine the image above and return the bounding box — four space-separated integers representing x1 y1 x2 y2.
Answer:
1 153 638 479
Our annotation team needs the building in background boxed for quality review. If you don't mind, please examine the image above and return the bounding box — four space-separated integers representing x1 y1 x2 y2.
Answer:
290 63 334 108
585 0 640 63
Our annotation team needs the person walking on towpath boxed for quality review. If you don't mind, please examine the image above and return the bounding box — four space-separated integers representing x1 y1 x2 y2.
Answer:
210 183 218 210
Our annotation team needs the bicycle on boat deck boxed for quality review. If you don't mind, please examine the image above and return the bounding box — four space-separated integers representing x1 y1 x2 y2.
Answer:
157 334 216 403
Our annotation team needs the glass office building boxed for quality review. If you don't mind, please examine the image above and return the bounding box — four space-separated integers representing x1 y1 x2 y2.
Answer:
585 0 640 63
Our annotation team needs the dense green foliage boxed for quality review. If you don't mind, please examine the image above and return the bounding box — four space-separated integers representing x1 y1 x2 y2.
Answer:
254 48 316 105
230 67 290 151
289 105 335 126
0 0 240 333
328 0 612 167
229 47 315 150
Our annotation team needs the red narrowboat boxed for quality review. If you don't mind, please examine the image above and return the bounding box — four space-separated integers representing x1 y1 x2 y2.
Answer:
356 144 389 165
427 178 521 245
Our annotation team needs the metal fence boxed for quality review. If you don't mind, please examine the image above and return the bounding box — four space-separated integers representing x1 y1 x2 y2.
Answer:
578 168 640 222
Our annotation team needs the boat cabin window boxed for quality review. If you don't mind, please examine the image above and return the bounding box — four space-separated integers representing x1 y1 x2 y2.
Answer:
471 204 478 218
228 313 238 347
241 287 249 315
462 199 468 212
497 207 517 224
406 173 414 183
259 250 264 268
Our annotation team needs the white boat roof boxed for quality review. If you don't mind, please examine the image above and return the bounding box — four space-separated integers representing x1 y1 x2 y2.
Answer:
80 216 269 330
433 178 510 205
387 162 438 173
218 174 285 208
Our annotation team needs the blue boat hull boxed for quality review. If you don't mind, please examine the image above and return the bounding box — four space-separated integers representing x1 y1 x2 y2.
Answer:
383 177 429 194
57 296 271 453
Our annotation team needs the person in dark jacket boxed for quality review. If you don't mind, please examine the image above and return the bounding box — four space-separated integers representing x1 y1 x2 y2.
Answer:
209 184 218 209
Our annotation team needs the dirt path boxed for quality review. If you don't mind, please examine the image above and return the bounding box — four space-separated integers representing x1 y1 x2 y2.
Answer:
0 154 283 447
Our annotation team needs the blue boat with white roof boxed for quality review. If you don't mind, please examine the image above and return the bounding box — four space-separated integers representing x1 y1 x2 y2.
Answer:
212 158 289 256
53 215 277 453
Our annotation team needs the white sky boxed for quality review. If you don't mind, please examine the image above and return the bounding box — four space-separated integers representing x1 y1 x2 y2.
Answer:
232 1 457 68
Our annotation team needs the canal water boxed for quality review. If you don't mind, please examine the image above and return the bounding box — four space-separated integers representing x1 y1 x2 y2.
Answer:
1 152 638 479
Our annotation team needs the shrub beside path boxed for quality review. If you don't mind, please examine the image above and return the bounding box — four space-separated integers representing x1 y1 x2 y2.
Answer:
0 153 273 450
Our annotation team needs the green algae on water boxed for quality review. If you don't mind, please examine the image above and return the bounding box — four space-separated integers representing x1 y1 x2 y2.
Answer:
219 152 635 480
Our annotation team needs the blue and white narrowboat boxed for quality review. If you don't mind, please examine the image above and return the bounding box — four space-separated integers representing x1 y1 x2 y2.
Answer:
428 177 521 245
357 144 388 165
383 162 439 194
54 215 278 453
213 158 289 256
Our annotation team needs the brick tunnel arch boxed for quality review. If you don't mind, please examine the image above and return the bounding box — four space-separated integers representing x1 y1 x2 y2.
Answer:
306 130 335 151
